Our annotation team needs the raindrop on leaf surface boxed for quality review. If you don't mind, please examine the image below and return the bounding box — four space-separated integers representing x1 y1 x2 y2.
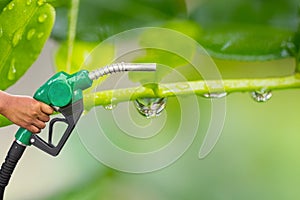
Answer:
134 97 167 119
26 0 32 5
38 14 47 23
8 59 17 81
37 32 44 38
26 28 36 40
12 29 23 47
0 26 3 38
251 89 272 102
37 0 44 6
8 2 15 10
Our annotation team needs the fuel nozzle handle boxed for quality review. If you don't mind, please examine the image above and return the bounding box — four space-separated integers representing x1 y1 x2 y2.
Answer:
0 62 156 199
15 62 156 147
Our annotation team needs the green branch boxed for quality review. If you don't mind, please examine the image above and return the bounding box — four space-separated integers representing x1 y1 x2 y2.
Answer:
66 0 79 73
1 74 300 128
83 73 300 109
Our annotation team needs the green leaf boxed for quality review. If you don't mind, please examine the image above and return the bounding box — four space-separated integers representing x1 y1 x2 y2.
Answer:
54 41 115 72
0 0 55 90
54 40 115 95
55 41 98 73
197 24 295 61
190 0 299 61
128 21 204 84
51 0 187 42
0 0 11 11
190 0 298 29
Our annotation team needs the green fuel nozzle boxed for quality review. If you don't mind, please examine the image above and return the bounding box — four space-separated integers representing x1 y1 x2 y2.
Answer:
15 62 156 148
35 62 157 107
0 63 155 199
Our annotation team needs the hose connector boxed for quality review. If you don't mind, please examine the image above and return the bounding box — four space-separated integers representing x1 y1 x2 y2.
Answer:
88 62 156 80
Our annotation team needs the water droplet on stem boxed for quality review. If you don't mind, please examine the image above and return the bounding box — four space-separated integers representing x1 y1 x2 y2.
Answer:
104 103 117 110
175 83 189 90
251 89 272 102
202 92 227 98
103 97 117 110
134 97 167 119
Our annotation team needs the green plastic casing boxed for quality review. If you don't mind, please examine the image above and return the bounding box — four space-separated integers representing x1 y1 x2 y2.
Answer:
15 70 93 145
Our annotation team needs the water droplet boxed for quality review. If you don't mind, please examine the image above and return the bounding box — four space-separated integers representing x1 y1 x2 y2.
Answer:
202 92 227 98
134 97 167 119
26 28 36 40
26 0 32 5
8 59 16 81
251 89 272 102
37 0 44 6
281 39 296 56
38 13 47 23
37 32 44 38
8 2 15 10
12 29 23 47
103 98 117 110
103 104 116 110
0 26 3 38
176 83 189 90
3 7 7 12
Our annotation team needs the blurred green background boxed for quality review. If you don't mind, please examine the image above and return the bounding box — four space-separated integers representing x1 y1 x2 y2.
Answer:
1 0 300 199
1 41 300 199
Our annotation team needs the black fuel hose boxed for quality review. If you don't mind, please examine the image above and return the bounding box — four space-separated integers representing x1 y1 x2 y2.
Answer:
0 141 26 200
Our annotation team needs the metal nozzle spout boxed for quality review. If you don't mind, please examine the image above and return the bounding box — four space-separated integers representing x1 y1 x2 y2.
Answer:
88 62 156 80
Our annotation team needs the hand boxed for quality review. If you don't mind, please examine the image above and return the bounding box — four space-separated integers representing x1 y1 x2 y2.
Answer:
0 91 54 133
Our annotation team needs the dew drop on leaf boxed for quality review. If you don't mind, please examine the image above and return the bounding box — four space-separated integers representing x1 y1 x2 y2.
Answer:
12 29 23 47
38 14 47 23
134 97 167 119
26 0 32 6
202 92 227 98
26 28 36 40
8 2 15 10
8 59 17 81
0 26 3 38
37 32 44 38
251 89 272 102
37 0 44 6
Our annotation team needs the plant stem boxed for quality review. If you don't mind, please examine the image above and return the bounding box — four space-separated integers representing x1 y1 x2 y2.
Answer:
66 0 79 73
1 74 300 128
83 74 300 109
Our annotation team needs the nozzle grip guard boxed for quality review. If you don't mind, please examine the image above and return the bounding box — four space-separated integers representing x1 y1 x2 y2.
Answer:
30 100 83 156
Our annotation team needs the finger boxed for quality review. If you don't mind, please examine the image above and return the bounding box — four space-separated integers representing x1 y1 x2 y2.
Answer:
27 125 40 134
40 103 54 115
32 119 46 130
37 113 50 122
17 118 42 133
